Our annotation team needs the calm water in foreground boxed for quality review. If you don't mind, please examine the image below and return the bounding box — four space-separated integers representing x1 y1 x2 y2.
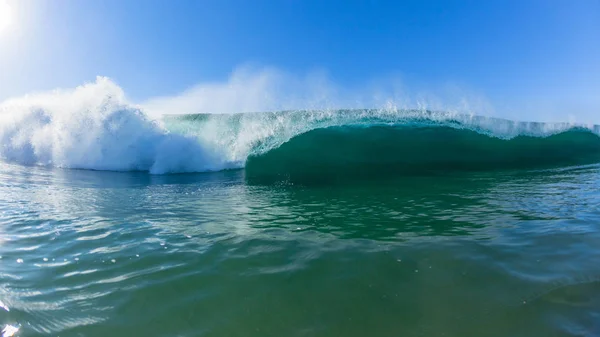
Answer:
1 162 600 337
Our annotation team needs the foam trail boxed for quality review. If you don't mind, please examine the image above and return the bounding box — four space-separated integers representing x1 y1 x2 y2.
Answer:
0 77 235 174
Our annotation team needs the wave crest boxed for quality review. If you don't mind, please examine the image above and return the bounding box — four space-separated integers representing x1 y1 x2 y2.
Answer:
1 78 599 177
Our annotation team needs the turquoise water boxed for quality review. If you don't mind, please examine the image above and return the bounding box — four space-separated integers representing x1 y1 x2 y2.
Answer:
1 161 600 336
1 108 600 336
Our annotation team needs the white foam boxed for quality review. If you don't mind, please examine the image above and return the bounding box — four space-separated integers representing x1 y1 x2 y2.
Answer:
0 77 235 174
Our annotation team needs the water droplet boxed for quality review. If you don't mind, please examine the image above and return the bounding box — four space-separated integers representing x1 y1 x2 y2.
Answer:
397 259 401 262
74 258 79 261
415 270 419 273
135 254 140 257
160 243 165 246
111 259 116 263
43 258 48 262
16 259 23 264
2 324 19 337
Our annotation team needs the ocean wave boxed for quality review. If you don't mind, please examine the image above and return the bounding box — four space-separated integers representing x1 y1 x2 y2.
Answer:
1 79 599 177
166 110 600 181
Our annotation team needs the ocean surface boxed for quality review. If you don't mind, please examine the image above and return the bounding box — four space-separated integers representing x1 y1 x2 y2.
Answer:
1 103 600 336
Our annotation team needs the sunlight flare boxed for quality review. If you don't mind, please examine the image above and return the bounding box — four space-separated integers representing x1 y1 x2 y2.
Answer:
0 0 14 35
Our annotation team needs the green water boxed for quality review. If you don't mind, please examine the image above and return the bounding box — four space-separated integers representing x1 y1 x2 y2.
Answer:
1 162 600 336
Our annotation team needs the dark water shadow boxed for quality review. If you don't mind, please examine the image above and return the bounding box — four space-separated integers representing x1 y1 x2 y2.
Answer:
245 125 600 186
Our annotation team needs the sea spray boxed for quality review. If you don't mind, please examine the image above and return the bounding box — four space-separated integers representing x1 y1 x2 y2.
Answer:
0 77 234 174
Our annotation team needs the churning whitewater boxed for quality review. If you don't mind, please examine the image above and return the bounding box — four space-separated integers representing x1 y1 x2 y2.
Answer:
1 78 600 176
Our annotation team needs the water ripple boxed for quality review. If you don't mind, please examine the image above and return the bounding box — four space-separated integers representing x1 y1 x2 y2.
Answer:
0 164 599 336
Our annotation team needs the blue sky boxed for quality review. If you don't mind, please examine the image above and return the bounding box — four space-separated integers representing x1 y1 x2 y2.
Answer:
1 0 599 118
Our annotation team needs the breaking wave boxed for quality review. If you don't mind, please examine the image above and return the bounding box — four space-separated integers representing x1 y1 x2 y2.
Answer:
1 78 599 179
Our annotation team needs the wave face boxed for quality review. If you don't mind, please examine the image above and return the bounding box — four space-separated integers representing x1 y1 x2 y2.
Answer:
245 125 600 182
1 80 599 177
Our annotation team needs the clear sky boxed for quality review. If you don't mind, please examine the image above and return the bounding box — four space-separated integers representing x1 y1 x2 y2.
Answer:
0 0 599 119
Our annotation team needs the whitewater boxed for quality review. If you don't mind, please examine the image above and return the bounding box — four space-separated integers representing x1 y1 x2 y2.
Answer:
1 77 599 176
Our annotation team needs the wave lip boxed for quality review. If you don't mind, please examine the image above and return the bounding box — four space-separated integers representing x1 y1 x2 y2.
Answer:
166 109 600 159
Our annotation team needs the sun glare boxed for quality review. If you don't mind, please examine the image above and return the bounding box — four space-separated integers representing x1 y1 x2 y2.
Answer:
0 0 15 35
